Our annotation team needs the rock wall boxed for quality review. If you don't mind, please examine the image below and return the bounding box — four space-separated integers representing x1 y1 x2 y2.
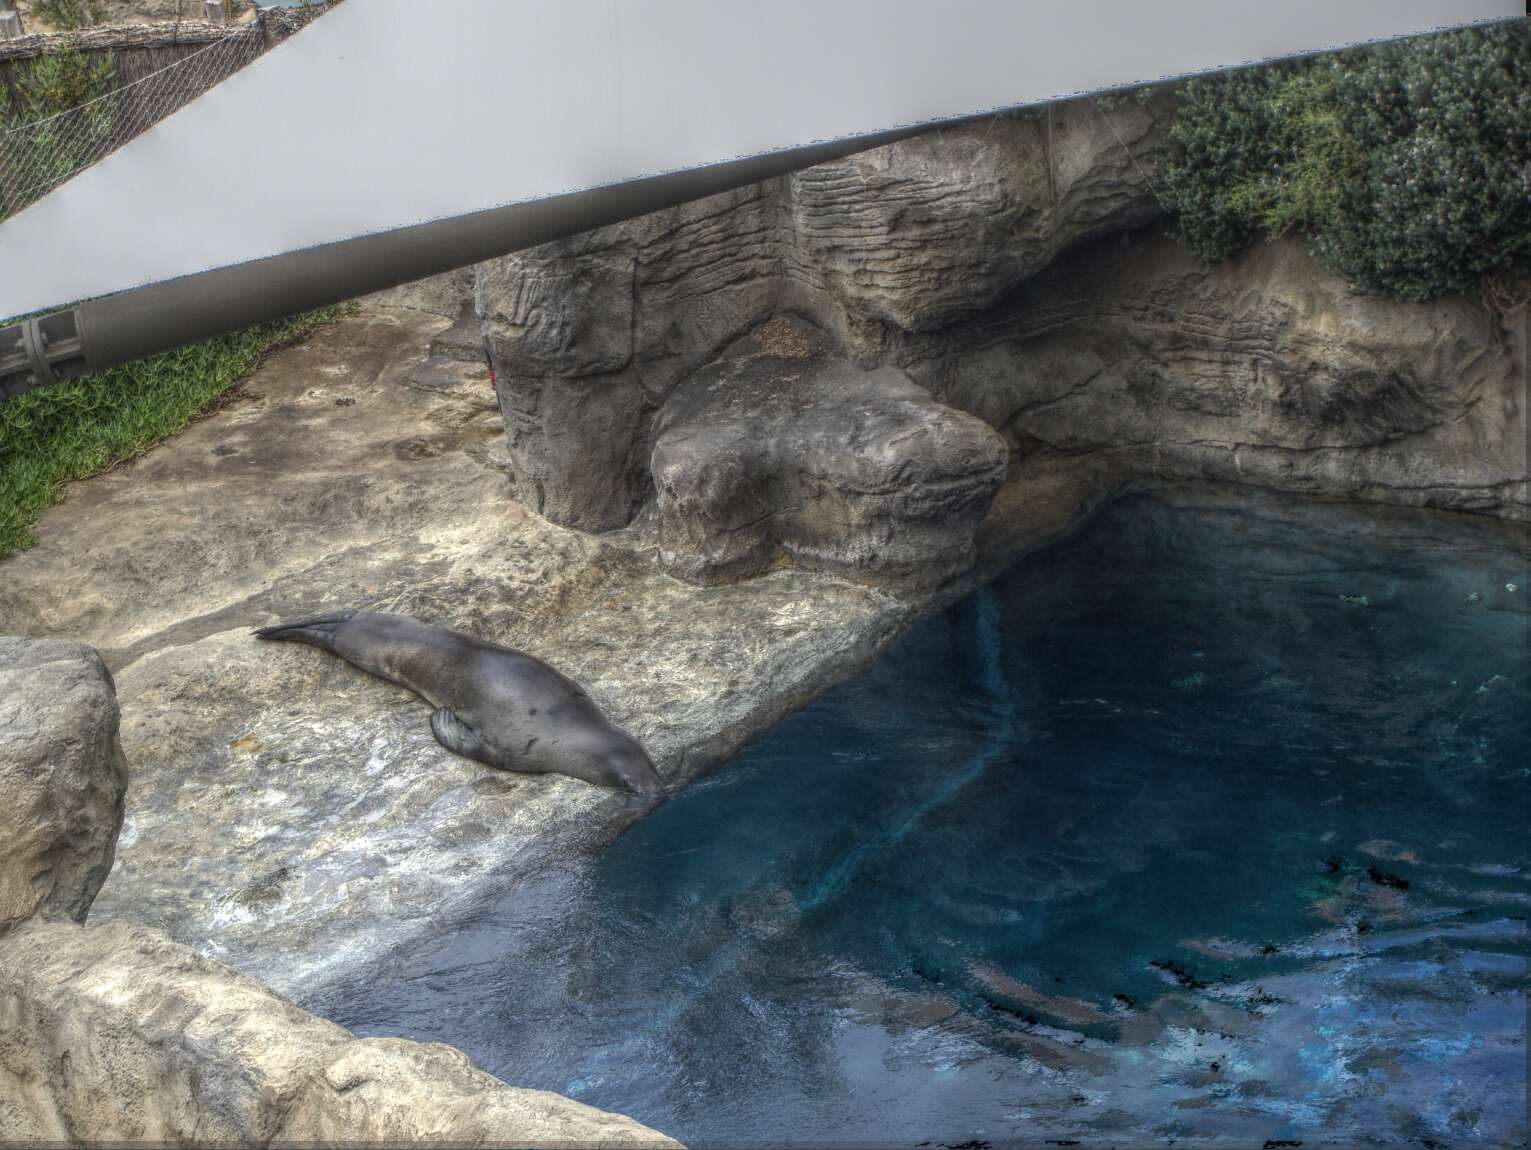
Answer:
0 634 678 1149
478 89 1527 560
477 95 1166 534
906 233 1528 517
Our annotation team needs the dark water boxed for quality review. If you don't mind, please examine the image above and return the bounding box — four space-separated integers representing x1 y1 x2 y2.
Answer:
311 490 1529 1148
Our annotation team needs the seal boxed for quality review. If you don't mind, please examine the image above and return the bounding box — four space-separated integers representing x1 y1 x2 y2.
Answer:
253 610 662 794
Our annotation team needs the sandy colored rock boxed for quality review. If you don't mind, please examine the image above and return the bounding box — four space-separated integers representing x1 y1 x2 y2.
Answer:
365 265 476 321
0 918 678 1146
0 638 126 933
652 318 1008 587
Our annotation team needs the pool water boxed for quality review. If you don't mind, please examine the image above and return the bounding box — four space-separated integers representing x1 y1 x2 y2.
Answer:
310 490 1529 1148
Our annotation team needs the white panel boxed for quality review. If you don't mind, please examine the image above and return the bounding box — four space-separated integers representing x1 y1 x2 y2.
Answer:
0 0 1517 320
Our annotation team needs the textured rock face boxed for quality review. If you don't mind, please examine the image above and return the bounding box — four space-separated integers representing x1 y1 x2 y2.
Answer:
478 97 1164 530
777 96 1165 348
478 188 774 531
915 233 1528 517
652 318 1009 587
366 265 476 321
0 919 678 1147
0 638 126 933
480 90 1524 533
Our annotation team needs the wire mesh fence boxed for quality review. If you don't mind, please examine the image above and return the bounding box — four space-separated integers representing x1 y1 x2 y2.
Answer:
0 19 266 219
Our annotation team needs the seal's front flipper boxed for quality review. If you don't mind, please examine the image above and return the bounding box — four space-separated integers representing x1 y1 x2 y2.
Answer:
430 707 490 764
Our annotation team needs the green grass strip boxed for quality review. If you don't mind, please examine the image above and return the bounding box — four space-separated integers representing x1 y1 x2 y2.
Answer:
0 308 338 559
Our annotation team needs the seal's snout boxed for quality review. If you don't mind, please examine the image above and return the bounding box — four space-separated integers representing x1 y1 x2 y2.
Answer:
597 742 665 797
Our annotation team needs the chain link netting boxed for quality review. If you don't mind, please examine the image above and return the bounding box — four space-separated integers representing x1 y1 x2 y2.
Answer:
0 20 265 219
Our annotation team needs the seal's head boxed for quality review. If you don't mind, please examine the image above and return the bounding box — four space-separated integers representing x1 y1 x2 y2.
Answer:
590 735 664 797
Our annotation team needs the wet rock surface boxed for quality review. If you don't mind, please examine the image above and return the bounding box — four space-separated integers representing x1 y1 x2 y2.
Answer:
652 318 1008 587
0 638 126 933
0 302 1111 999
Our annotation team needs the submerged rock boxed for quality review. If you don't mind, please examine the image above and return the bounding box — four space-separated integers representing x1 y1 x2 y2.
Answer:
652 318 1008 587
0 638 126 933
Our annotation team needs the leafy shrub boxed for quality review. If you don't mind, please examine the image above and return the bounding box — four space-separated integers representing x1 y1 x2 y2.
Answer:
1 39 114 120
0 42 117 218
1160 21 1531 301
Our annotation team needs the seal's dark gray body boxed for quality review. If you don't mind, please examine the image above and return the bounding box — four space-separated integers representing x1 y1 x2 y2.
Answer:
254 610 661 794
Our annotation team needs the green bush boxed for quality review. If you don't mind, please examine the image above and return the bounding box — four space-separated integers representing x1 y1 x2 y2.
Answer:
0 42 117 218
0 310 337 558
1160 22 1531 301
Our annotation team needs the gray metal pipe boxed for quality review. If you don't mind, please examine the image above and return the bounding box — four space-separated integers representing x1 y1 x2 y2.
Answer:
0 121 948 401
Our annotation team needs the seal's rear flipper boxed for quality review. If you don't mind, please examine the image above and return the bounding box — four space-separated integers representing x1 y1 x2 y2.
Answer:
431 707 490 765
252 610 357 652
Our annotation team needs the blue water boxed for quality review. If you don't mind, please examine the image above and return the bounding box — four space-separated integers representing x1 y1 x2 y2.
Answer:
311 490 1529 1148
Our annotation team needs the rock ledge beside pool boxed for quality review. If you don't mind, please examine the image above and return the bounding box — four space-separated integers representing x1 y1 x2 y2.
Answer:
0 301 1118 1001
0 635 678 1147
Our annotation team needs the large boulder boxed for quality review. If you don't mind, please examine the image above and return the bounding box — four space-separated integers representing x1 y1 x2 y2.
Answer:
478 97 1164 531
0 638 126 933
652 318 1009 588
0 918 679 1146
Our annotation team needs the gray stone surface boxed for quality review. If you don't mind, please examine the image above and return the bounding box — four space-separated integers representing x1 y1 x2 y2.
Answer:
477 96 1164 530
0 302 1112 998
0 918 678 1146
776 95 1167 349
652 317 1008 587
0 638 126 933
428 304 487 364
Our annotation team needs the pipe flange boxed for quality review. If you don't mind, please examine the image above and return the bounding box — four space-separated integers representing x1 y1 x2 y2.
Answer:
19 318 55 388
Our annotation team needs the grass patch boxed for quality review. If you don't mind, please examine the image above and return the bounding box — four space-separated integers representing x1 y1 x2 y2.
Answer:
0 308 338 559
